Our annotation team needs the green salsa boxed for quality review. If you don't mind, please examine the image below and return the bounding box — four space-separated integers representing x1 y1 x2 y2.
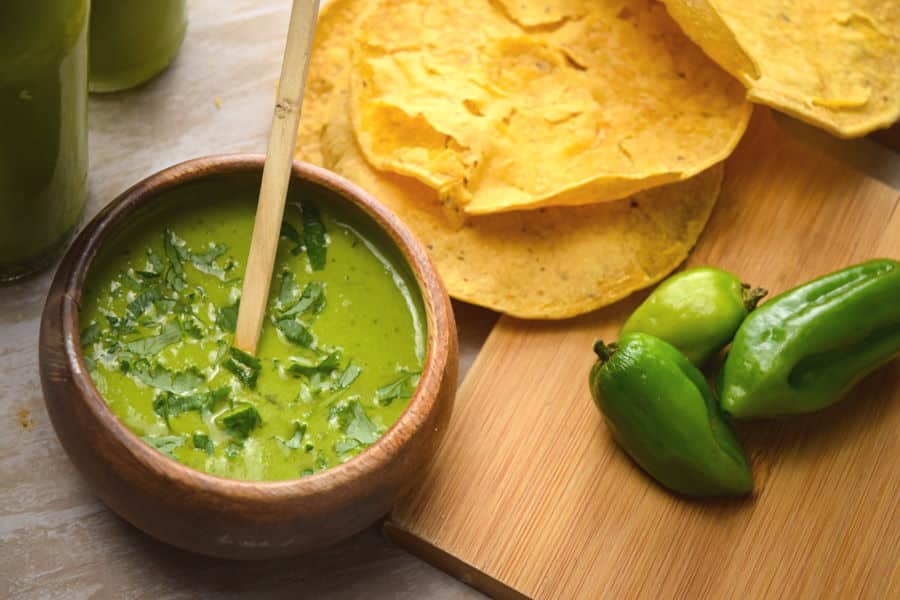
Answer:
80 178 426 481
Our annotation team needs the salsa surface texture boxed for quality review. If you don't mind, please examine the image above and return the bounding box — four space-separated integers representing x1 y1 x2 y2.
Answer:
80 180 426 481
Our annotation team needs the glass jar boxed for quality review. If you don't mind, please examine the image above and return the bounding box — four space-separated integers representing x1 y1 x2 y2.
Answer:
89 0 188 93
0 1 90 282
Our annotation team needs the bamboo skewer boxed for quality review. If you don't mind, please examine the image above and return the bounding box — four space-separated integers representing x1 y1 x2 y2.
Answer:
234 0 320 354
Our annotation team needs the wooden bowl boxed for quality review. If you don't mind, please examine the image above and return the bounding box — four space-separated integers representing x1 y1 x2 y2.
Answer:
39 155 458 559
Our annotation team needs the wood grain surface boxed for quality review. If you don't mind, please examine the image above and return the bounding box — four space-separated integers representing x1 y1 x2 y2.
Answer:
387 109 900 599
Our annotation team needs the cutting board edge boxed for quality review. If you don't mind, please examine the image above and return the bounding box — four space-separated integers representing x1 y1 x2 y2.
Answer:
383 520 532 600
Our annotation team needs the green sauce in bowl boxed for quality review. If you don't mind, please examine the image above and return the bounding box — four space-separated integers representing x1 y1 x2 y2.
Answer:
80 177 426 481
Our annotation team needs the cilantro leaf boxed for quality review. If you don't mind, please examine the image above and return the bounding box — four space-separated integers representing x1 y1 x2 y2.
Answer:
287 351 341 377
153 387 228 420
142 434 185 458
189 243 228 280
346 401 381 444
376 371 421 406
280 222 304 256
172 368 206 393
126 288 163 318
179 314 205 339
133 362 205 393
192 432 214 455
337 362 362 390
123 321 181 355
147 248 164 274
334 438 360 454
80 322 101 346
302 202 327 270
278 270 298 306
330 400 380 454
217 304 238 333
294 382 313 404
280 281 326 318
163 230 188 291
106 314 135 335
275 318 314 347
277 421 307 450
225 441 243 458
217 403 261 439
223 347 261 389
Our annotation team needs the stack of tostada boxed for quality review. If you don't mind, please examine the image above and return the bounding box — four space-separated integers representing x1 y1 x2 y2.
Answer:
296 0 898 318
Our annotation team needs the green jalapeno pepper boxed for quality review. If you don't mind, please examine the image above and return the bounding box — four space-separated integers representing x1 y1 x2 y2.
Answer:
621 267 766 366
589 333 753 497
719 259 900 419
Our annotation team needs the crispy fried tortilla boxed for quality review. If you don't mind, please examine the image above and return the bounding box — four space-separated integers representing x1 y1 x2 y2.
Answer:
316 86 722 318
348 0 748 215
662 0 900 137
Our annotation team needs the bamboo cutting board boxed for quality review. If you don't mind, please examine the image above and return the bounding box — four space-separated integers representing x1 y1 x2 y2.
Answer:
385 109 900 599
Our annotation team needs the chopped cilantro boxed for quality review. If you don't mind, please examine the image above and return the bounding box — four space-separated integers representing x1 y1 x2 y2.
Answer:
189 243 228 279
192 432 214 455
163 229 188 291
179 314 205 339
334 438 360 454
302 201 327 270
217 403 261 439
123 321 181 356
106 314 130 334
142 434 184 458
147 248 164 273
330 400 380 454
376 371 421 406
277 421 307 449
280 221 304 256
126 288 163 318
80 322 101 346
280 281 326 318
287 351 341 377
274 318 313 347
225 441 243 458
317 351 342 371
119 272 146 292
223 347 261 389
294 383 313 404
330 398 381 444
278 270 298 306
337 362 362 389
217 304 238 333
153 387 228 420
346 401 381 444
132 362 205 393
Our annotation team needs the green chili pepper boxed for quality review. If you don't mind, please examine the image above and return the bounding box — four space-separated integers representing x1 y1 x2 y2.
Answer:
621 267 766 366
719 259 900 419
589 333 753 497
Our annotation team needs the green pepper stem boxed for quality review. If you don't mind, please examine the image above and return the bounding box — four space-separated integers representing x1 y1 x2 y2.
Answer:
593 340 618 363
741 284 768 311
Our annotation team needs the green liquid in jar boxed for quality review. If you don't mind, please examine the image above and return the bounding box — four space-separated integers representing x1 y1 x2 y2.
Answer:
89 0 188 92
0 0 89 282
